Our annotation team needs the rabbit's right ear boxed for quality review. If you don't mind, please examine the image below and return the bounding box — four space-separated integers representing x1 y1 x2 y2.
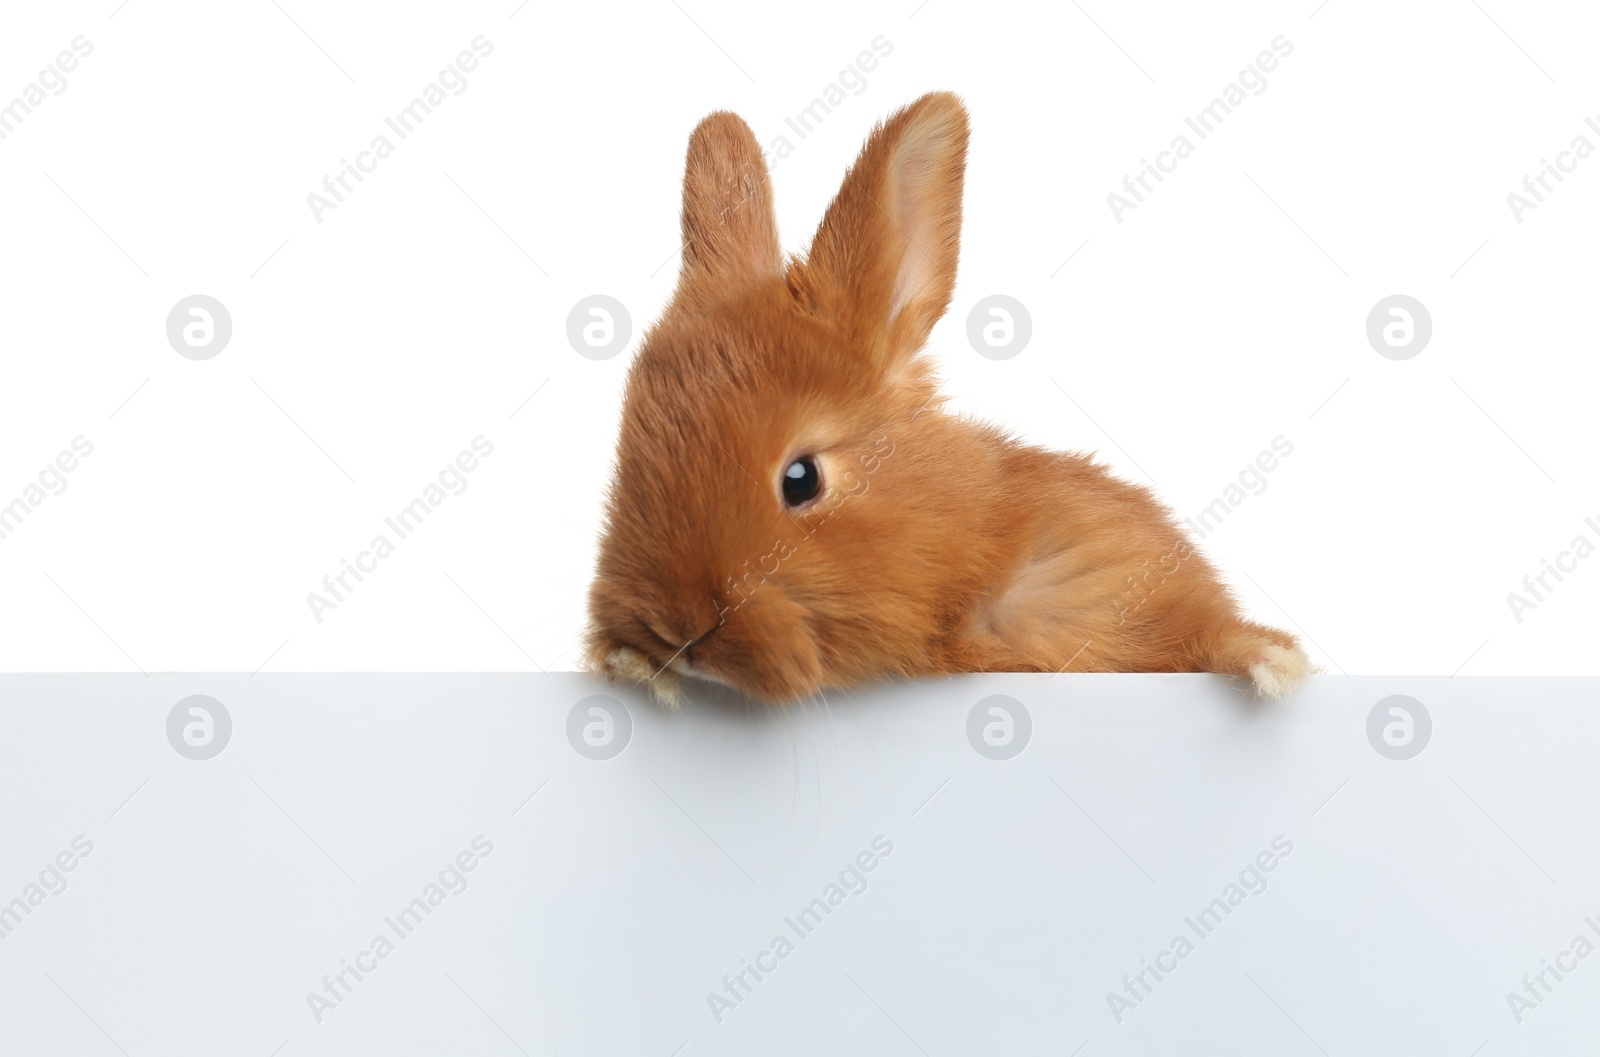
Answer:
795 92 969 368
677 112 782 288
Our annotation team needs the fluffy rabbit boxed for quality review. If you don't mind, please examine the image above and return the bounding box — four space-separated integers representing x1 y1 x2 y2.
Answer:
587 91 1311 705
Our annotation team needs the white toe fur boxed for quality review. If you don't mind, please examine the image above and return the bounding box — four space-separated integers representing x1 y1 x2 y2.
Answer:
1248 644 1312 699
604 646 683 710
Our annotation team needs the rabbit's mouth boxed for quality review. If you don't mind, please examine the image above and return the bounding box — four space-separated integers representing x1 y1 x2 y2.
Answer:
589 616 733 705
592 611 825 706
654 622 733 687
589 564 829 703
594 636 765 708
670 656 736 689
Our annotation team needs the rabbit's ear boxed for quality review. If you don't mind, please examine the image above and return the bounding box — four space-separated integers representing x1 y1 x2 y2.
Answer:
678 112 782 286
798 92 968 363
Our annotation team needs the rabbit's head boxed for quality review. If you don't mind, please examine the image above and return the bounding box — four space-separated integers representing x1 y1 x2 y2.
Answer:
587 92 972 703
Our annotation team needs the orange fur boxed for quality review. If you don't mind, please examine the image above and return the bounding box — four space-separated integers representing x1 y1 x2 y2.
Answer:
586 92 1311 703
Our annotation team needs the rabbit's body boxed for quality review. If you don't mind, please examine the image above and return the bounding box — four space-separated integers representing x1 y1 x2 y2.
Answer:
587 92 1311 705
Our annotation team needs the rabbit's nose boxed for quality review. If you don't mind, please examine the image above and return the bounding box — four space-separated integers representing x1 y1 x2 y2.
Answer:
643 616 718 667
682 621 720 659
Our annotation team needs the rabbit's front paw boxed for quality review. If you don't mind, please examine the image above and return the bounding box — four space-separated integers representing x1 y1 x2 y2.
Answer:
602 645 684 709
1248 644 1312 699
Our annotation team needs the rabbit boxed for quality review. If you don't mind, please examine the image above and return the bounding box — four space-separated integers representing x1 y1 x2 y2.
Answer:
586 91 1312 707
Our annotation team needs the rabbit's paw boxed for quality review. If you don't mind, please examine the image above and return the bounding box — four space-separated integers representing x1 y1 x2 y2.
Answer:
1248 644 1312 699
602 645 684 710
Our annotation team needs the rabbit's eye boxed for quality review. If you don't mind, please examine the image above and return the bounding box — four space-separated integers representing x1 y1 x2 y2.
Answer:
781 456 821 507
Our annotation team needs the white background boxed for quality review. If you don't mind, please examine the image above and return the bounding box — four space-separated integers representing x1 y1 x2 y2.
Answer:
1 0 1596 675
4 7 1599 1054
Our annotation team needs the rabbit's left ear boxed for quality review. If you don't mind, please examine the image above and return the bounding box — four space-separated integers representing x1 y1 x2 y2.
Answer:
677 111 782 287
796 92 969 365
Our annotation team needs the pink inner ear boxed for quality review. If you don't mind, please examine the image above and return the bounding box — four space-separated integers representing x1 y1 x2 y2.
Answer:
887 164 931 323
885 128 956 325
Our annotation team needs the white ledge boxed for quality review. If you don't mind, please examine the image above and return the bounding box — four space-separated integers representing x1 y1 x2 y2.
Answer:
0 673 1591 1053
